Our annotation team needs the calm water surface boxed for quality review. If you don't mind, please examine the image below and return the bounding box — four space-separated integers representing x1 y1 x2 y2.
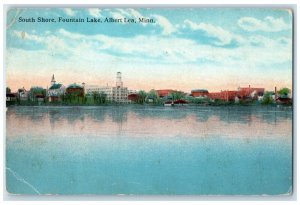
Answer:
6 105 292 195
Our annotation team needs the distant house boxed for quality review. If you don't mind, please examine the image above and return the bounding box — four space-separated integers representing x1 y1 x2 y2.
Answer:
6 93 17 102
66 83 84 97
17 87 29 101
174 99 188 104
191 89 209 98
36 94 45 102
276 96 292 105
64 83 85 104
48 74 65 102
276 90 292 105
237 85 265 100
208 91 238 102
48 83 65 102
207 86 265 102
29 86 46 102
128 93 139 103
156 89 176 98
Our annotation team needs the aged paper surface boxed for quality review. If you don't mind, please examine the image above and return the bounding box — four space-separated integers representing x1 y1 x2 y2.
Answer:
6 7 293 195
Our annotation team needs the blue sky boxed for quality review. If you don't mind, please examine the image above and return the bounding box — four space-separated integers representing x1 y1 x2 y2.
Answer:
6 8 293 92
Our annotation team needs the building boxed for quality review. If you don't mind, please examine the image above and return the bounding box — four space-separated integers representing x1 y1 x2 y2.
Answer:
191 89 209 98
237 85 265 100
207 85 265 102
85 85 104 94
6 93 17 102
208 91 238 102
128 93 139 102
276 96 292 105
48 74 65 102
85 85 112 101
128 89 138 95
29 86 46 102
85 72 130 103
17 87 29 101
65 83 85 104
113 72 129 103
112 87 129 103
66 83 84 97
36 94 45 103
274 86 292 105
156 89 176 98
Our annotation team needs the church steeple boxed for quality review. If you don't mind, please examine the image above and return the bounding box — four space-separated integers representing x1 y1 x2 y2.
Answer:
51 74 56 85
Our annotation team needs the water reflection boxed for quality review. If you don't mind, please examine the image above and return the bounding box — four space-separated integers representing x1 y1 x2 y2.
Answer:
110 107 128 123
6 105 292 139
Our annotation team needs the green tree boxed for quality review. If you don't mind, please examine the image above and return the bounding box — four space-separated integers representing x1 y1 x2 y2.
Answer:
186 96 210 104
278 88 291 97
147 89 160 104
169 91 185 101
71 91 83 104
64 91 82 104
261 91 274 105
99 92 107 104
64 93 71 104
91 92 106 105
137 90 147 104
92 91 100 104
6 87 11 94
30 87 46 102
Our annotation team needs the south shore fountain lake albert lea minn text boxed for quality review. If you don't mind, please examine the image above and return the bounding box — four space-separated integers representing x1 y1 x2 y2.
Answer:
18 16 156 24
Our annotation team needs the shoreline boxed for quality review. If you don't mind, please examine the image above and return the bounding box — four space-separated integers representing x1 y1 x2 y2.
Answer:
6 103 293 109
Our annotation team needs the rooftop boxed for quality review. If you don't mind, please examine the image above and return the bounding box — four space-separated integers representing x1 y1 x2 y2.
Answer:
191 89 209 93
49 83 63 90
67 83 83 89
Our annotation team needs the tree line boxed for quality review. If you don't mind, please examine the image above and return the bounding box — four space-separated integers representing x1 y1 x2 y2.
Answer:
6 87 292 106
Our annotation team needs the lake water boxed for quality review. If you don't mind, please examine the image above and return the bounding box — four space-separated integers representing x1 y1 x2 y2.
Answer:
6 105 293 195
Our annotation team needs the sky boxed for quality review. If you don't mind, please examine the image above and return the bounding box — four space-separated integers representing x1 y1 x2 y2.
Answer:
6 8 293 92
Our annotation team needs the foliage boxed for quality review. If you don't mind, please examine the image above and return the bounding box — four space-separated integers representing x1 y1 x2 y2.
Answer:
10 86 293 107
91 91 107 104
63 91 84 104
169 91 185 101
261 92 274 105
186 96 210 104
29 87 46 102
146 89 162 104
30 87 45 95
6 87 11 94
278 88 290 97
137 90 147 104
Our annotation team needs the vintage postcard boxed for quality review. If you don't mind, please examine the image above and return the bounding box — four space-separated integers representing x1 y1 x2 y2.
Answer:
5 7 293 195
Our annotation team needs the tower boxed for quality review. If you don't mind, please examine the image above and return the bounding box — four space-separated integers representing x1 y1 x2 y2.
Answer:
116 72 123 88
51 74 56 86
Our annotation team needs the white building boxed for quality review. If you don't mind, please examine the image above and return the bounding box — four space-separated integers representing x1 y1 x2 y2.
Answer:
85 72 130 103
128 89 138 94
85 85 105 94
112 86 129 103
47 74 66 102
85 85 114 101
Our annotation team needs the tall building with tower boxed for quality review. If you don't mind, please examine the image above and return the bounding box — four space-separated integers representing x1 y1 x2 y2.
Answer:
84 72 129 103
51 74 56 86
113 72 128 103
116 72 123 88
48 74 65 102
